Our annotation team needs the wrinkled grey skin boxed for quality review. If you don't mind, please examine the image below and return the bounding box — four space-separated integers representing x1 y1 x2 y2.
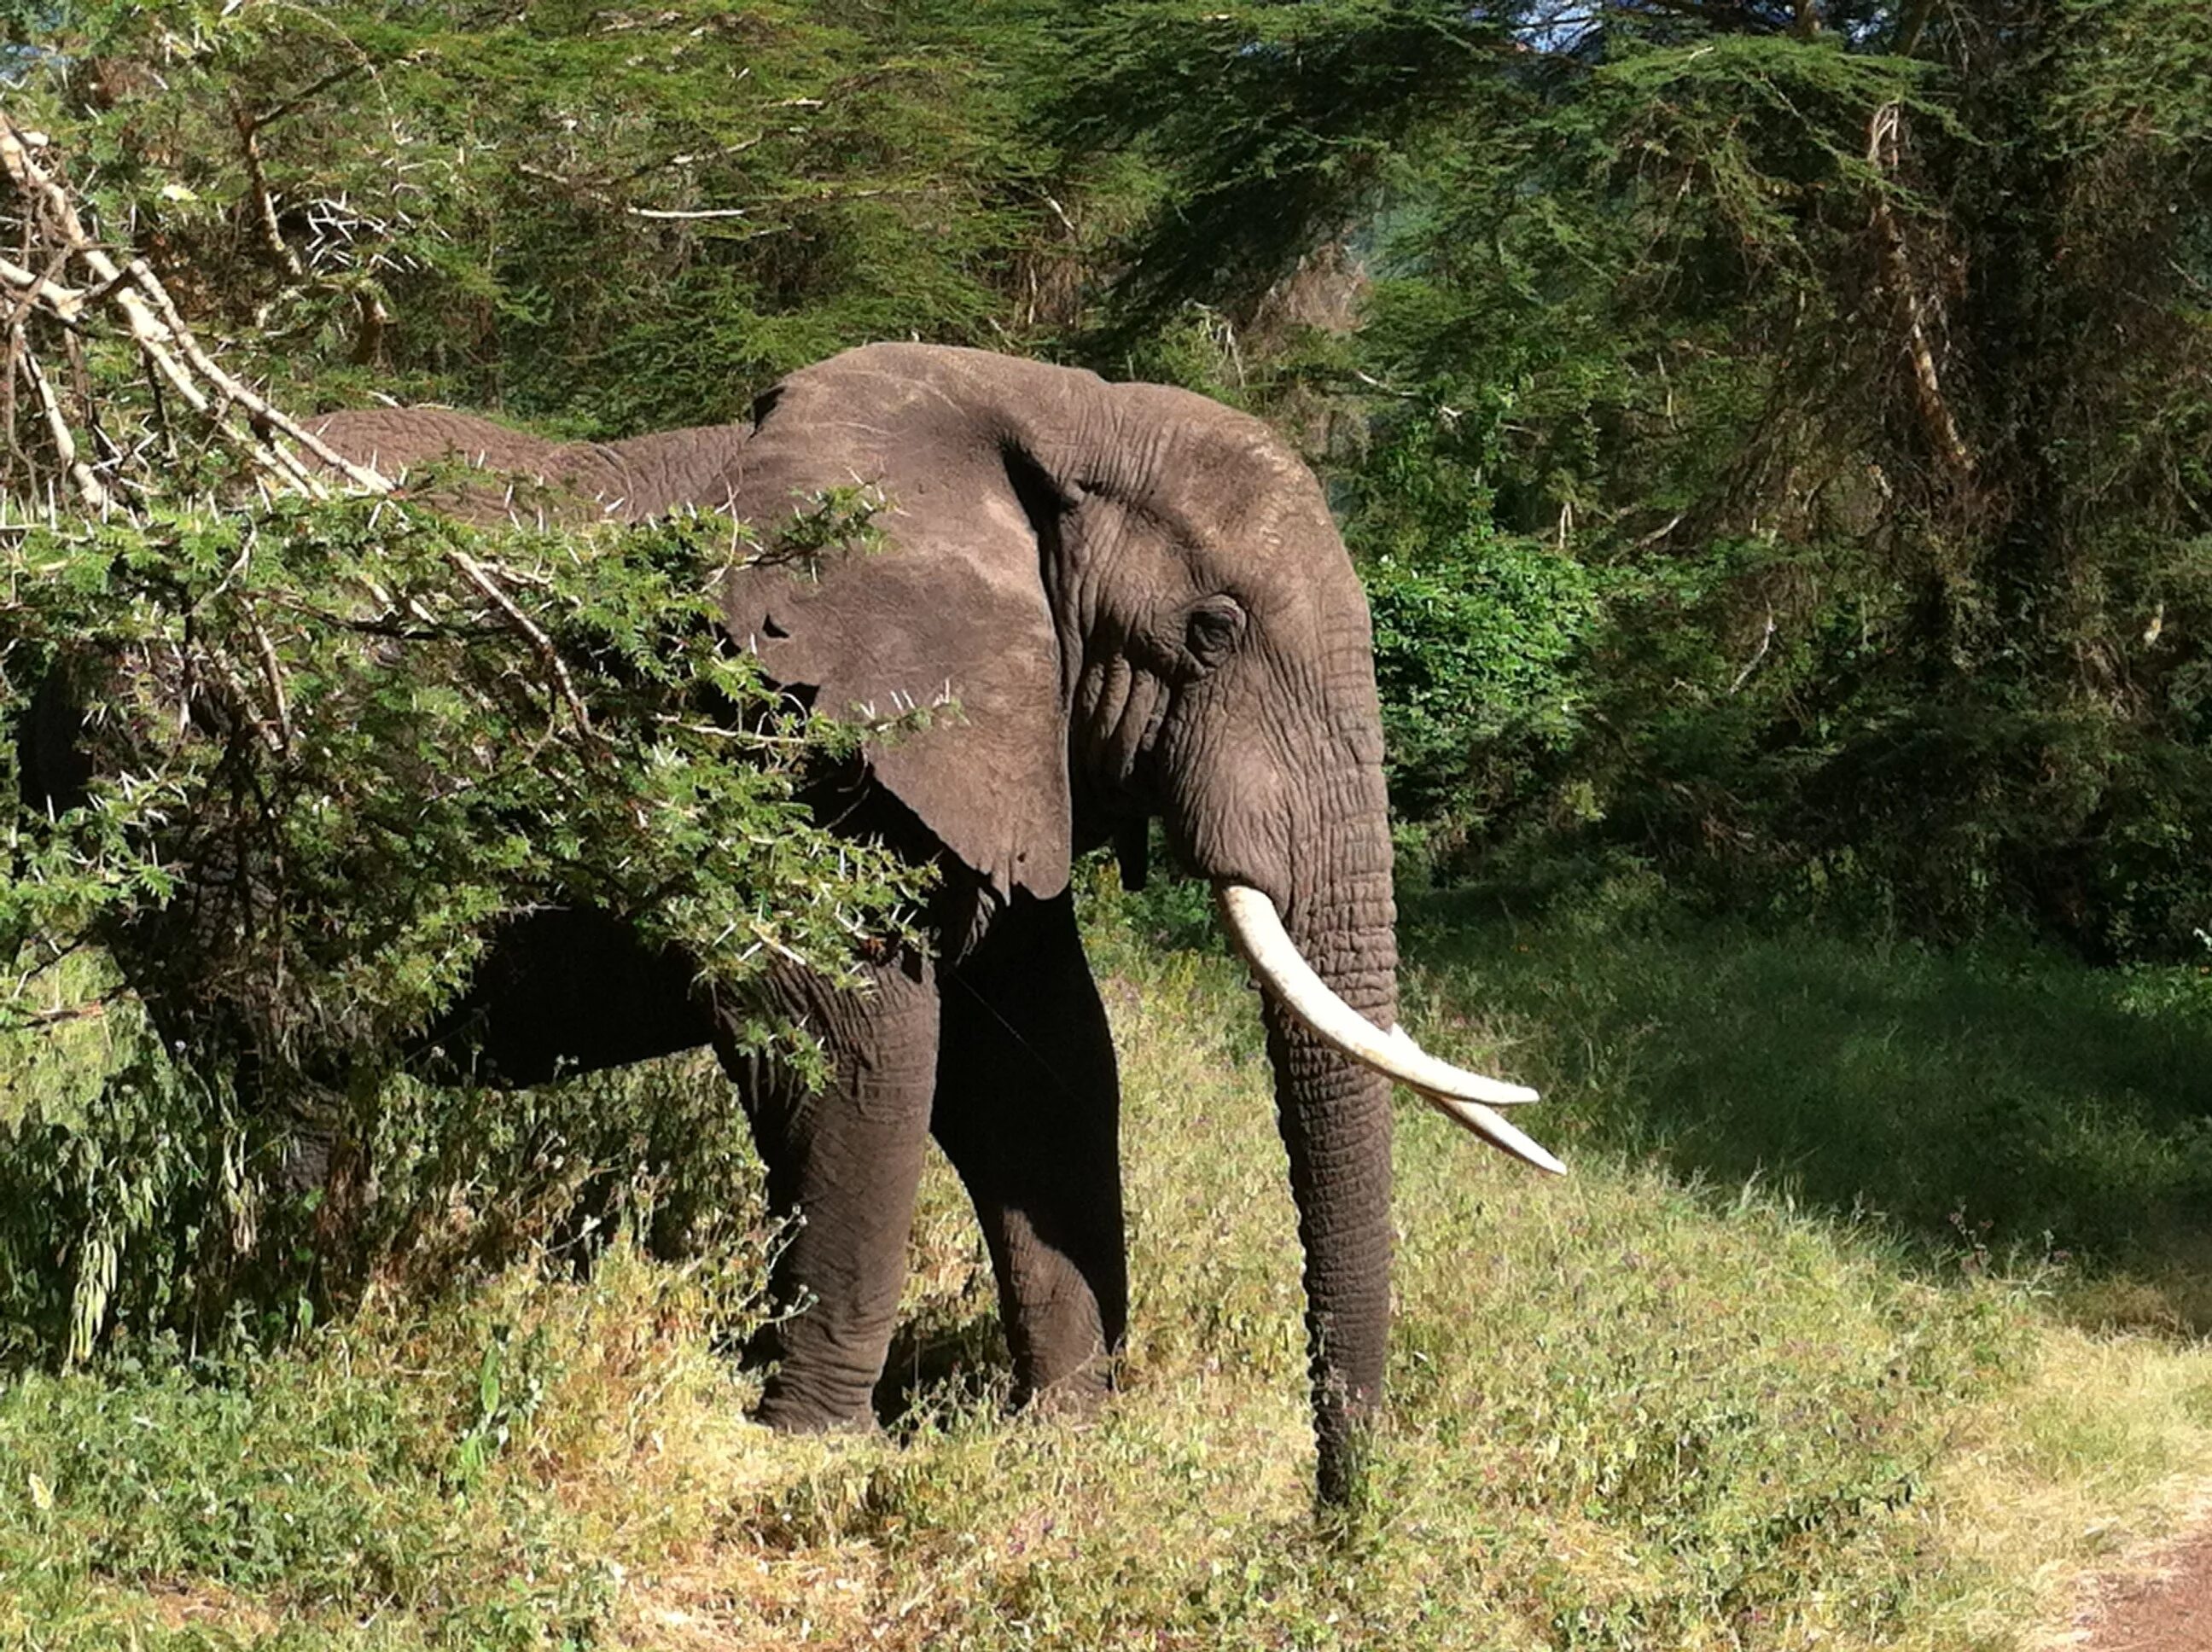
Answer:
309 344 1400 1500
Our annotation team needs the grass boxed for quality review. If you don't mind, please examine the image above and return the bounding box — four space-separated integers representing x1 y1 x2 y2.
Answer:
1406 889 2212 1325
3 881 2212 1647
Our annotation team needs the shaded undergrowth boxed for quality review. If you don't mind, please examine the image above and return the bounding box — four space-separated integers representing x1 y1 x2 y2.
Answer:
1397 887 2212 1330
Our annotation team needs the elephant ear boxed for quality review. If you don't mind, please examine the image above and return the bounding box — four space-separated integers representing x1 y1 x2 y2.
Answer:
717 369 1074 903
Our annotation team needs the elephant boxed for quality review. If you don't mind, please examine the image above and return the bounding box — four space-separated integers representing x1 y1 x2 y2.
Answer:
46 344 1563 1501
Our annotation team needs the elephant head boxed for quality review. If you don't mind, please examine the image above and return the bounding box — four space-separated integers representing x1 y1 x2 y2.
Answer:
313 343 1559 1499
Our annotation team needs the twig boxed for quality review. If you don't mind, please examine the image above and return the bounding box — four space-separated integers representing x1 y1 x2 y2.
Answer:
129 259 389 489
624 205 754 222
1730 610 1778 695
1891 0 1937 56
446 549 596 740
242 598 293 749
614 132 768 182
0 122 304 488
13 322 110 510
252 61 371 131
207 647 288 755
231 91 306 280
13 1002 107 1027
515 160 757 223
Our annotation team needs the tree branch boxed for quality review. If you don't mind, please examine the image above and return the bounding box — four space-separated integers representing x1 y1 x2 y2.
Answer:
1891 0 1936 57
230 91 306 280
0 115 393 499
1866 104 1974 480
446 550 597 742
12 322 111 511
251 60 371 131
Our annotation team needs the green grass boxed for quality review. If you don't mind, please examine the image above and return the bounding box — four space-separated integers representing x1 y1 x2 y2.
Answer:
3 887 2212 1648
0 952 128 1131
1404 892 2212 1325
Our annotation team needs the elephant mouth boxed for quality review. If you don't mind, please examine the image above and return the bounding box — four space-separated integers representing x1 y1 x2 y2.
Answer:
1214 882 1566 1176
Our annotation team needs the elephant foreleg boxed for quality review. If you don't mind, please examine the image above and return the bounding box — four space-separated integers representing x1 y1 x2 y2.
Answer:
718 953 942 1432
934 892 1126 1411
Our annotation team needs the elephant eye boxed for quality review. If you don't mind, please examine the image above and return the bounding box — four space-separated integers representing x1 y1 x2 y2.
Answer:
1185 598 1247 667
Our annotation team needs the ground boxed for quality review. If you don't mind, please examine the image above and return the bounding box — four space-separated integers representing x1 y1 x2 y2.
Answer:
2069 1518 2212 1651
7 895 2212 1648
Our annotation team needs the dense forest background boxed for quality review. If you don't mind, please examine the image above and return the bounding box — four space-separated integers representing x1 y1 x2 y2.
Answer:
9 0 2212 963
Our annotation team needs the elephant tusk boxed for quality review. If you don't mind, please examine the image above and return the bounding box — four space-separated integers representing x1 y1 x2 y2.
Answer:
1214 882 1566 1176
1211 883 1534 1107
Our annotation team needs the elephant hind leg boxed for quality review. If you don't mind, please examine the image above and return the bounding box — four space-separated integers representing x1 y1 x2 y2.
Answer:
716 953 941 1434
934 892 1126 1412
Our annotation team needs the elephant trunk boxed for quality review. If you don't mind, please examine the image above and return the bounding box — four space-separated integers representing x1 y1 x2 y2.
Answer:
1256 806 1400 1504
1212 701 1561 1499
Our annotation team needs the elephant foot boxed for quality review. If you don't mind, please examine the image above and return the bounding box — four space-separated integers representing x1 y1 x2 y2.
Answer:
745 1318 892 1437
1014 1355 1116 1422
751 1379 881 1436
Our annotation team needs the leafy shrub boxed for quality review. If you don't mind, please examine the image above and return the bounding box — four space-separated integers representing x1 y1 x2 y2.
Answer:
0 490 923 1359
1338 415 1601 868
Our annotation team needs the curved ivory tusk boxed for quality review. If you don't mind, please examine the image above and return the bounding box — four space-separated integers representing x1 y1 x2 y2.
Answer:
1214 882 1566 1176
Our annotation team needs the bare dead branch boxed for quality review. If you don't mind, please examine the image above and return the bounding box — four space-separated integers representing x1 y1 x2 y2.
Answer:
125 257 389 489
0 114 393 503
0 253 87 321
0 119 593 752
13 322 111 511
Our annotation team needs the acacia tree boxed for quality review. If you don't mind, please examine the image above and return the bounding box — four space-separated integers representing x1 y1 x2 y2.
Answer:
0 80 925 1358
1059 0 2212 956
0 0 1150 1362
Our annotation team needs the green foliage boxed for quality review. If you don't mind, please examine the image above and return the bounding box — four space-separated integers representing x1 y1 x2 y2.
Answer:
2 492 918 1049
0 490 921 1358
1057 1 1512 339
1342 416 1601 848
1060 2 2212 959
15 0 1062 431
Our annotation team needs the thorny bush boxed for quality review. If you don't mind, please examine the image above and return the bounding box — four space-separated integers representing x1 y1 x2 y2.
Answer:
0 486 927 1362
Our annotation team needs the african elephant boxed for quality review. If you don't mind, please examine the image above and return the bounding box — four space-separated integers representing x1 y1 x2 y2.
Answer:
296 344 1560 1500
